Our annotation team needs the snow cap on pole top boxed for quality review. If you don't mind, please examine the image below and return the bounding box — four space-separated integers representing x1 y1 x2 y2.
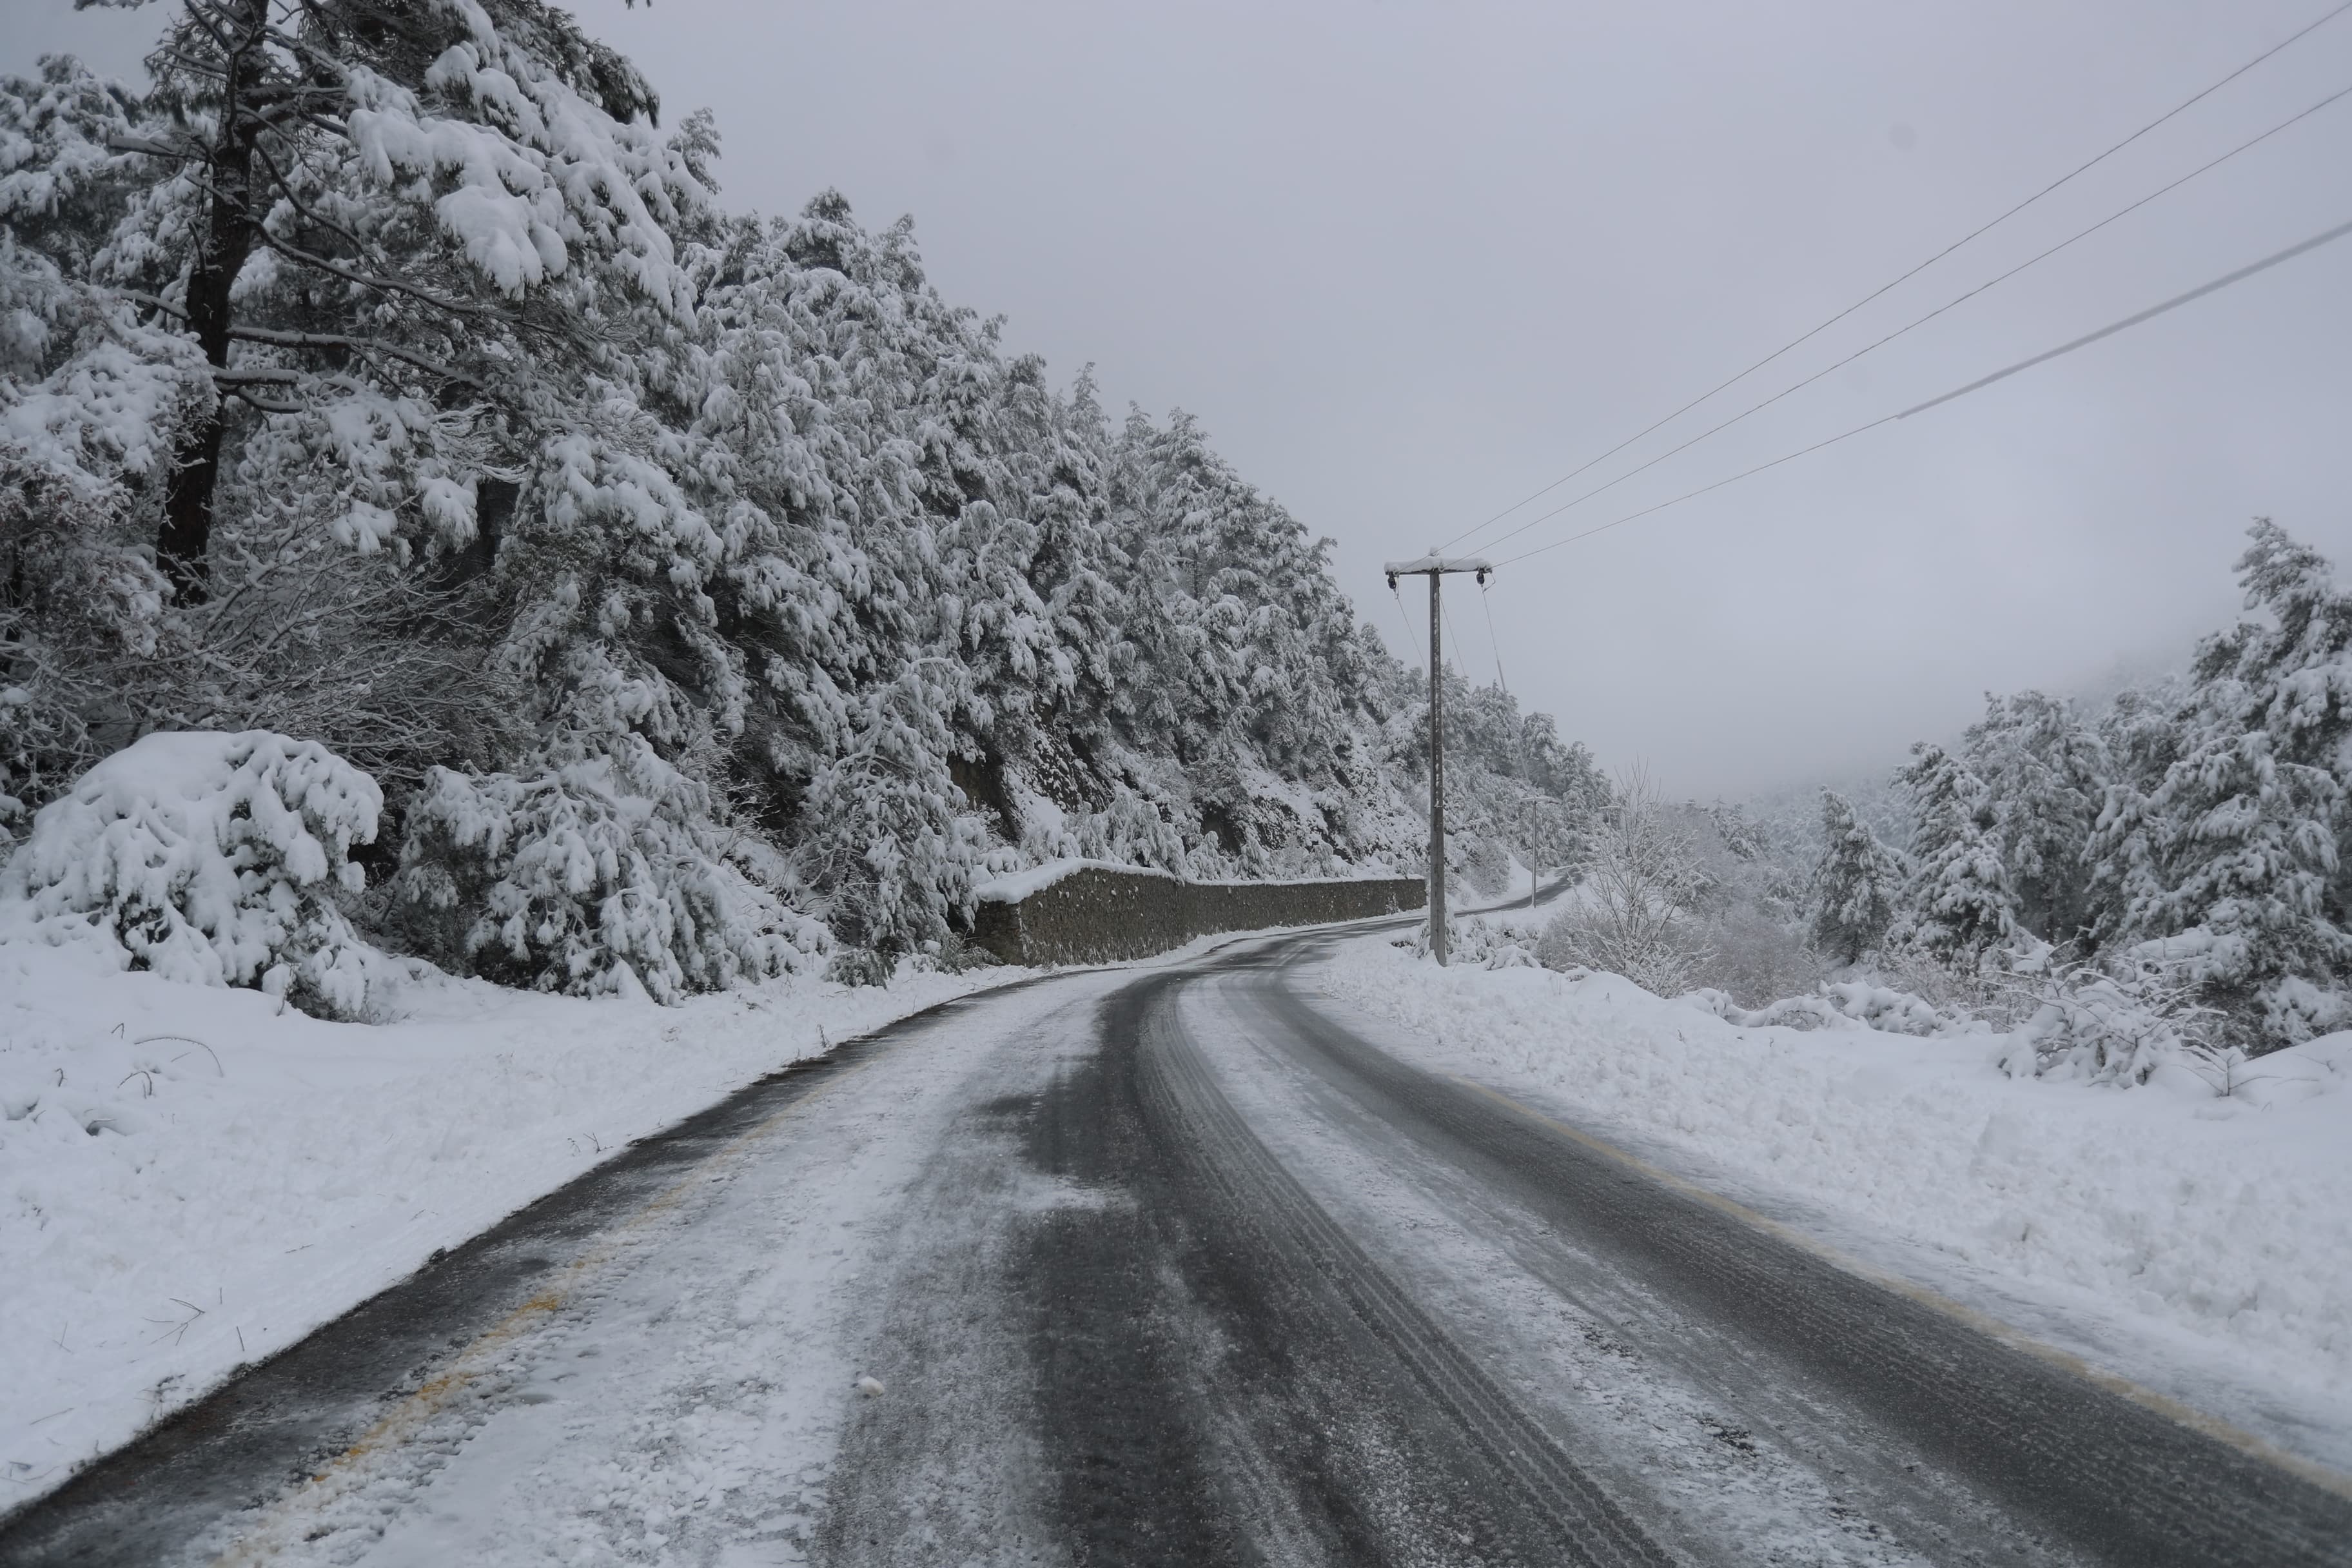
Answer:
1384 554 1492 589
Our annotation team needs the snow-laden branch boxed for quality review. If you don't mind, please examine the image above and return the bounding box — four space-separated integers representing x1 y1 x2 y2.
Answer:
225 325 476 386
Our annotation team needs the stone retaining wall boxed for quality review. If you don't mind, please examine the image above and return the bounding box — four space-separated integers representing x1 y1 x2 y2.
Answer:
970 865 1424 966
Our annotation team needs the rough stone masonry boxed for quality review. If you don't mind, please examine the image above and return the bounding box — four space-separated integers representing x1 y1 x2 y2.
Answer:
971 863 1425 965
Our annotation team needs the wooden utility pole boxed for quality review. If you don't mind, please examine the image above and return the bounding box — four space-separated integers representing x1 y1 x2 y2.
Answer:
1384 551 1492 966
1518 799 1543 912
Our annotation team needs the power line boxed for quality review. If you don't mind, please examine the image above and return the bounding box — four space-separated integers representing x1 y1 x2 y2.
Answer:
1898 212 2352 418
1469 79 2352 561
1441 0 2352 555
1495 416 1897 567
1389 576 1420 670
1496 213 2352 568
1479 576 1509 694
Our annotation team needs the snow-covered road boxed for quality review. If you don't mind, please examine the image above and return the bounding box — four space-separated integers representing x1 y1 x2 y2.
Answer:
6 926 2349 1566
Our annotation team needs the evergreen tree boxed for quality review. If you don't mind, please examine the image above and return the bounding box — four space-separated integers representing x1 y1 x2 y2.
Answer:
1962 691 2106 946
24 0 705 596
1895 742 2017 965
1807 790 1903 965
2088 520 2352 1040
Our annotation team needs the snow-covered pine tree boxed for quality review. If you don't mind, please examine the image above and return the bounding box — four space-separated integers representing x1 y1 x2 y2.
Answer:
1894 741 2017 966
2087 520 2352 1042
2 61 214 820
1961 691 2106 948
3 0 725 818
1807 790 1903 965
37 0 705 594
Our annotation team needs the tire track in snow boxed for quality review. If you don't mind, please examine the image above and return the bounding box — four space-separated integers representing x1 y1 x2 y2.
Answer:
1249 961 2352 1568
1001 966 1677 1565
0 982 1043 1567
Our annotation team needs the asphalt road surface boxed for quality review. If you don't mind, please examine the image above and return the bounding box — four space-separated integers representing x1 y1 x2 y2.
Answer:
6 922 2350 1567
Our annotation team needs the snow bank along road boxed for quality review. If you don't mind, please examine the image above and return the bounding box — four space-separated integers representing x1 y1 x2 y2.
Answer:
5 927 2349 1566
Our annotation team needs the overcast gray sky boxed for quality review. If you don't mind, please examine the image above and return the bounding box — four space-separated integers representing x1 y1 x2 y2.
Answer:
23 0 2352 798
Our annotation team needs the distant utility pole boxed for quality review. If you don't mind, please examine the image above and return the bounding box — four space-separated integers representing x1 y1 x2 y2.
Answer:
1517 799 1543 912
1385 550 1491 966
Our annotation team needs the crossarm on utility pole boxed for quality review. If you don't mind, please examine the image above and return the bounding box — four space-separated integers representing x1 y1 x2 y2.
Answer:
1382 554 1496 577
1383 553 1493 967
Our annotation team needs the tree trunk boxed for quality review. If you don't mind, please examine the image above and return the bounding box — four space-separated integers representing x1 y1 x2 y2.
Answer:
157 0 270 601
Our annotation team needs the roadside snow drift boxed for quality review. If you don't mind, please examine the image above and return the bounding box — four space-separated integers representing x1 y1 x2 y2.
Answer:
0 941 1021 1504
1315 938 2352 1461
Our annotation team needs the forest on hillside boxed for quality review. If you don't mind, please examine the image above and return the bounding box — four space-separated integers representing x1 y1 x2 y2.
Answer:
1812 519 2352 1052
0 0 1598 1011
1535 521 2352 1065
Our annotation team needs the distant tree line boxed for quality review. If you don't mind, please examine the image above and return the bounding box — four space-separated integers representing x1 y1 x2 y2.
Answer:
1807 520 2352 1049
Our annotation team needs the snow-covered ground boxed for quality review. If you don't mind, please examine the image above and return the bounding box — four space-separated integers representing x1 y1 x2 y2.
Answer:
182 966 1141 1568
1311 932 2352 1472
0 939 1028 1504
22 881 2346 1525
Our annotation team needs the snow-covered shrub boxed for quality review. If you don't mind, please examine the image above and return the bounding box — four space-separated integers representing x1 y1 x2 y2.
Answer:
173 496 528 796
920 930 1000 975
1687 908 1823 1008
395 738 821 1003
2091 924 2352 1053
824 946 894 989
1537 769 1712 997
0 730 381 1016
1539 903 1710 998
1874 939 2014 1023
1460 834 1513 899
1992 957 2222 1086
1407 912 1537 969
1687 980 1969 1038
2257 973 2352 1046
1827 981 1972 1036
1698 947 2220 1086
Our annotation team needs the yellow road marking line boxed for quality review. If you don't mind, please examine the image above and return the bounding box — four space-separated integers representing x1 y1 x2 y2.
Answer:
1451 1075 2352 1503
212 1052 882 1564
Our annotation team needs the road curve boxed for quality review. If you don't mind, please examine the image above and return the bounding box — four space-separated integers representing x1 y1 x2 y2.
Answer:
5 923 2348 1566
